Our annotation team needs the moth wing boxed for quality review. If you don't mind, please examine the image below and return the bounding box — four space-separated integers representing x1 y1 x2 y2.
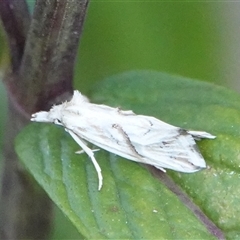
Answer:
132 129 206 172
71 123 206 173
62 105 210 173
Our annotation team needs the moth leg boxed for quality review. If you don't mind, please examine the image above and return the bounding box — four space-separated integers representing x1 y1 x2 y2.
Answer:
66 129 103 191
76 149 100 155
75 150 84 154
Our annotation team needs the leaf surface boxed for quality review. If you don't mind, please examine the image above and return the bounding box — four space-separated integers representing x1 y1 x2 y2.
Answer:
16 70 240 239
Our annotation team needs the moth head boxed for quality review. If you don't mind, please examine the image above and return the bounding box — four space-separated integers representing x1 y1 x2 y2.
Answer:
31 105 63 125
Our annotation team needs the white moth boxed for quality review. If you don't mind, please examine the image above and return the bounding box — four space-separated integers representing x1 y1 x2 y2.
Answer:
31 90 215 190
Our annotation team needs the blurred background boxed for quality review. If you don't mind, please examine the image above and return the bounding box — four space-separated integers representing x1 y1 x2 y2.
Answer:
1 1 240 238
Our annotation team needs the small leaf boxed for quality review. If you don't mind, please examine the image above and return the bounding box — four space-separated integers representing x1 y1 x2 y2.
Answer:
16 70 238 239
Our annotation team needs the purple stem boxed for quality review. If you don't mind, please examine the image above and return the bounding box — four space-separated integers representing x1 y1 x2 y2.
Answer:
0 0 89 238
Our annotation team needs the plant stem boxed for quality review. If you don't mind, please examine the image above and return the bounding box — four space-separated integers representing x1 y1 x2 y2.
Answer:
0 0 89 238
0 0 30 72
0 103 53 239
18 0 89 115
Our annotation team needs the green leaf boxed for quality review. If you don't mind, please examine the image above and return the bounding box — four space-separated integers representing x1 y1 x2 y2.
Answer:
16 70 239 239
